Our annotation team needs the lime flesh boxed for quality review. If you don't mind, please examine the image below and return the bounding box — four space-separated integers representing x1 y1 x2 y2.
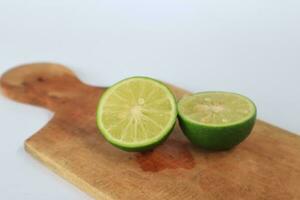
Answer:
97 77 177 151
178 92 256 150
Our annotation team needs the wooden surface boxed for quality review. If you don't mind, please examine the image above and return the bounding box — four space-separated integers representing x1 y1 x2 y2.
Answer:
1 63 300 200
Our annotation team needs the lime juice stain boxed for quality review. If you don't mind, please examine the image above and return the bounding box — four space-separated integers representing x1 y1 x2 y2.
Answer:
136 139 195 172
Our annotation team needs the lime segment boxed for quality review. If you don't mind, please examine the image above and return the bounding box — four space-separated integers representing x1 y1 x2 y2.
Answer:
97 77 177 151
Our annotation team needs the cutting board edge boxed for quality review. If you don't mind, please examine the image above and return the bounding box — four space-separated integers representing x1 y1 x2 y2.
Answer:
255 120 299 137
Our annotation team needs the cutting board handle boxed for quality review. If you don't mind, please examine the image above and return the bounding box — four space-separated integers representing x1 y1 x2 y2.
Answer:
1 63 187 113
0 63 91 111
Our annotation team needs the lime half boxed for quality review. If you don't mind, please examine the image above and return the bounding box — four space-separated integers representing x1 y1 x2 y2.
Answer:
178 91 256 150
96 77 177 151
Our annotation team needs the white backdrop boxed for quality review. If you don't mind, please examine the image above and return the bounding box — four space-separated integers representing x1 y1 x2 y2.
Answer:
0 0 299 199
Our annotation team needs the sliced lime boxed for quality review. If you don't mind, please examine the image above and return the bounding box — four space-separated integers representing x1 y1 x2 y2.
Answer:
96 77 177 151
178 91 256 150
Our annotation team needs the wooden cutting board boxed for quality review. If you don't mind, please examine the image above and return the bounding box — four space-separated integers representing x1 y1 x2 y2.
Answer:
1 63 300 200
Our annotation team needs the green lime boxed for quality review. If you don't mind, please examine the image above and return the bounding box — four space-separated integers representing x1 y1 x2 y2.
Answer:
178 91 256 150
96 77 177 152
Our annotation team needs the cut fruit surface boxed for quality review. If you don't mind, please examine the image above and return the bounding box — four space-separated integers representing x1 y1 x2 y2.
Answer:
178 92 256 126
178 92 257 150
96 77 177 151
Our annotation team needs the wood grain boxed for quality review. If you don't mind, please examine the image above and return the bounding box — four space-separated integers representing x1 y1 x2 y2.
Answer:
1 63 300 200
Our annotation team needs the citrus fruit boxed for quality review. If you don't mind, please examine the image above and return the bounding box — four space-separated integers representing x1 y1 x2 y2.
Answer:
96 77 177 152
178 91 256 150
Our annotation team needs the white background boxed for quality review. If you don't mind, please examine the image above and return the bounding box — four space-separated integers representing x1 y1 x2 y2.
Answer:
0 0 299 199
